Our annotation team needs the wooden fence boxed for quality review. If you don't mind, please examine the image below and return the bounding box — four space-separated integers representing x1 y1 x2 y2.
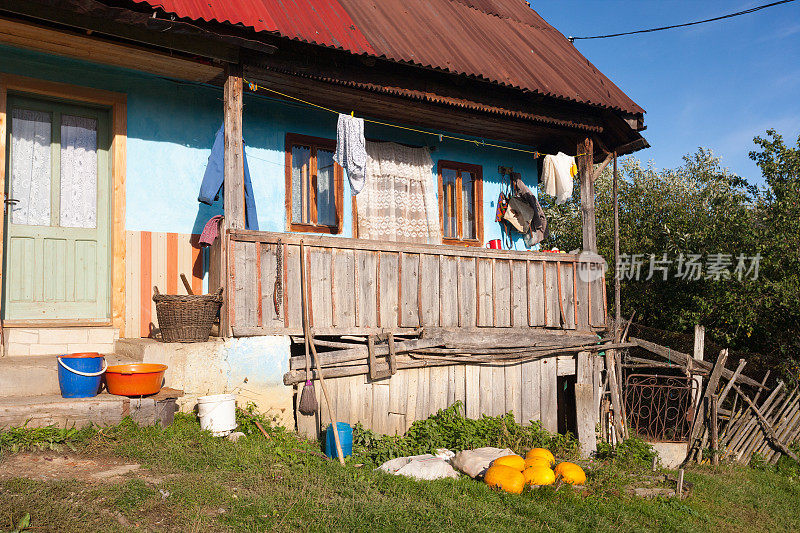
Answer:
224 230 607 337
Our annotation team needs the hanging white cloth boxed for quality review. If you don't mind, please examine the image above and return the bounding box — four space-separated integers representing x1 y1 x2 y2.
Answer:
541 152 577 205
356 141 441 244
334 113 368 195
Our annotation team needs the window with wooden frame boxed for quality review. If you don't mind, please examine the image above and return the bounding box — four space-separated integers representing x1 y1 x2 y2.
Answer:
285 133 343 234
438 160 483 246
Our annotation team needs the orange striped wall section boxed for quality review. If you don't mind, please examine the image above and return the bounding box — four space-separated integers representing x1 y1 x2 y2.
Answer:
125 231 205 338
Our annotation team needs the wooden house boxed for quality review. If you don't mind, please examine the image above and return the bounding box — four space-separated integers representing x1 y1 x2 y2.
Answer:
0 0 646 445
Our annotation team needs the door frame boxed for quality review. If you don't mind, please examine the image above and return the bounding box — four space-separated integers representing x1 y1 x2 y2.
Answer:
0 74 126 333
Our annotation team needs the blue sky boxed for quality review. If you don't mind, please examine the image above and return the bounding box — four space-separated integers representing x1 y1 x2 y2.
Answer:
535 1 800 185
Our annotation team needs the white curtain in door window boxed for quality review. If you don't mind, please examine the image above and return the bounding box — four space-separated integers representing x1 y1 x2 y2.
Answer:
356 141 441 244
60 115 98 228
10 108 51 226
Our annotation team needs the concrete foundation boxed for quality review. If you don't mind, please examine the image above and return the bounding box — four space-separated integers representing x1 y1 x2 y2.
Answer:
648 441 689 469
115 336 293 427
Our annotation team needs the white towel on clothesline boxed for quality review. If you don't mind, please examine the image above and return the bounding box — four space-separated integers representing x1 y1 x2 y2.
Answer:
334 114 368 195
541 152 577 205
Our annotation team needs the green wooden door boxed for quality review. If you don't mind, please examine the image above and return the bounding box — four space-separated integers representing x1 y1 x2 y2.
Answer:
3 95 111 321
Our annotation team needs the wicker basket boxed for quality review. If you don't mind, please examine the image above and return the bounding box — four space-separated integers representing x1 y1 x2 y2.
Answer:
153 286 224 343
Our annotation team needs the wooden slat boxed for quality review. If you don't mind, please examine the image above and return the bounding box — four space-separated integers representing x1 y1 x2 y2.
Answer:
590 276 606 327
506 362 523 423
335 376 351 426
544 262 559 327
309 247 332 328
453 365 466 413
560 262 577 330
511 260 527 327
400 253 420 327
284 244 302 330
379 252 399 329
477 258 493 327
332 249 356 328
439 255 459 327
479 364 493 417
260 243 280 324
527 261 545 326
419 254 440 327
465 364 480 419
356 250 378 328
404 368 420 430
233 241 258 328
415 367 430 422
521 359 541 425
492 364 506 416
540 357 558 432
372 383 390 435
459 257 477 327
429 366 449 414
494 259 512 327
576 263 590 329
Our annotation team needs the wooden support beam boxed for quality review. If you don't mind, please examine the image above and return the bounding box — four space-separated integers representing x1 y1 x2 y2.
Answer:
224 63 245 231
691 325 705 412
577 137 596 252
592 151 614 182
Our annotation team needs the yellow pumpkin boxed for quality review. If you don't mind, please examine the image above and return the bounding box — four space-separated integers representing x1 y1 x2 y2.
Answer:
492 454 526 472
524 456 552 470
554 462 586 485
525 448 555 466
484 464 525 494
523 466 556 486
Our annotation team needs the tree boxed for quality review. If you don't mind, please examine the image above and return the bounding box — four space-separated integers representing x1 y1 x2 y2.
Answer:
541 137 799 375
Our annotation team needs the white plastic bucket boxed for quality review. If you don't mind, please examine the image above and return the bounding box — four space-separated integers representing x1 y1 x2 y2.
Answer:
197 393 237 436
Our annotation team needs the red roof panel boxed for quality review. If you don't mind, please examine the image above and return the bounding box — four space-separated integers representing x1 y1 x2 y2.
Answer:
130 0 643 115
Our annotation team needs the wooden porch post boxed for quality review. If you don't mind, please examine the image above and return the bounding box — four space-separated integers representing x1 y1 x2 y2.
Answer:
223 63 245 230
215 63 244 337
577 137 596 252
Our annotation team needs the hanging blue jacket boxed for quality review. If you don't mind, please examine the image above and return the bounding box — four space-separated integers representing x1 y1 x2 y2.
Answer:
198 124 259 230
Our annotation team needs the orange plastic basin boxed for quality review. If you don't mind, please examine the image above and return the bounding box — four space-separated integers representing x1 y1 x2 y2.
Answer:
105 363 168 396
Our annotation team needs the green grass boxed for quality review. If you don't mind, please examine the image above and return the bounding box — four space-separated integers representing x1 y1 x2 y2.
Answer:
2 415 800 532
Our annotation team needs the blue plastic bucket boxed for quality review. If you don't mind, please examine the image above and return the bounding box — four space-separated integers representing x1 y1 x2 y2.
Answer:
57 353 107 398
325 422 353 459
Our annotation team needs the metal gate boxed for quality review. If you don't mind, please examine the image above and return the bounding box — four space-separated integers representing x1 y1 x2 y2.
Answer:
624 374 696 442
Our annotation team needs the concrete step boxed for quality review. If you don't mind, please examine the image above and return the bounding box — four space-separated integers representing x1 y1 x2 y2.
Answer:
0 392 177 429
0 353 142 398
0 393 176 429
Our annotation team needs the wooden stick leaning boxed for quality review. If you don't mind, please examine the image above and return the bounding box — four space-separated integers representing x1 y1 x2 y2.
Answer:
299 240 345 466
730 382 800 462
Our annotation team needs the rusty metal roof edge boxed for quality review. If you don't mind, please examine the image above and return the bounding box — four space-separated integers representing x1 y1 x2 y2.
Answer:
257 64 604 133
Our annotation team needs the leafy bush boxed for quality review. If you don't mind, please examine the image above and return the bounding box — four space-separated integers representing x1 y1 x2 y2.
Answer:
0 424 96 455
596 435 657 465
352 401 579 465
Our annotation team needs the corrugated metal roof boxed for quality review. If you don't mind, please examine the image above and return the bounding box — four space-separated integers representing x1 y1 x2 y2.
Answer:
135 0 376 53
130 0 644 115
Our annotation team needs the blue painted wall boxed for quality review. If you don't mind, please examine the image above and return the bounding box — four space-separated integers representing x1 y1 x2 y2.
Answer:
0 44 545 251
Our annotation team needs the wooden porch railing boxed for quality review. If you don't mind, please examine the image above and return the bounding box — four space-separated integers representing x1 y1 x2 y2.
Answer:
218 230 607 337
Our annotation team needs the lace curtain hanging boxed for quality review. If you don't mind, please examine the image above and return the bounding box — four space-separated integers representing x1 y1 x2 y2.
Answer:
10 108 51 226
356 142 441 244
60 115 98 228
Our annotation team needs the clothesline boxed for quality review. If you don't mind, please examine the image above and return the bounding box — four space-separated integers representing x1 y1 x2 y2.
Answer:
243 79 587 159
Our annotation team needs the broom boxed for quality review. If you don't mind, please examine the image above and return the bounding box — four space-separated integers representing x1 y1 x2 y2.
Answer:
297 240 318 415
